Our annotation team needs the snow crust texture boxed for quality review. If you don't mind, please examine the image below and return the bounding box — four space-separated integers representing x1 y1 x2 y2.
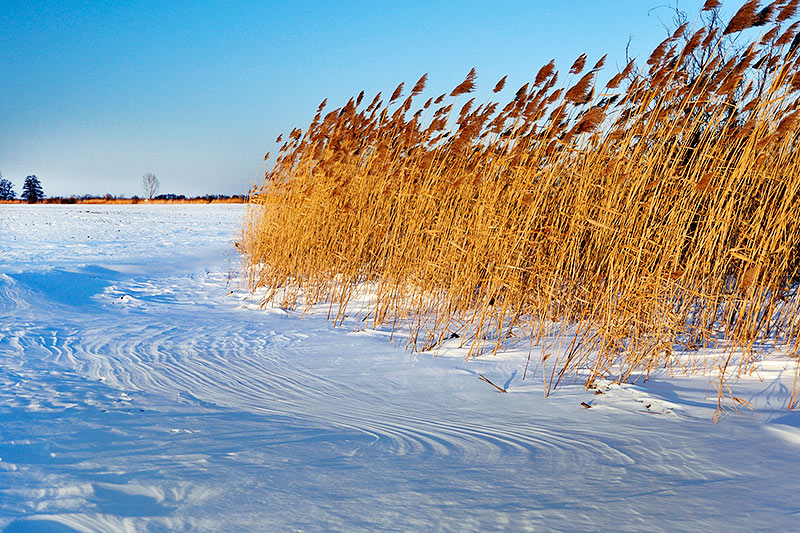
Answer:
0 205 799 532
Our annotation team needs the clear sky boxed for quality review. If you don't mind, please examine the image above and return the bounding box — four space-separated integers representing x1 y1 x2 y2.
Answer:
1 0 712 198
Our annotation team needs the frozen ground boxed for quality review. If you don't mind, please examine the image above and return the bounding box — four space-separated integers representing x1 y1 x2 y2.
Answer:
0 204 799 532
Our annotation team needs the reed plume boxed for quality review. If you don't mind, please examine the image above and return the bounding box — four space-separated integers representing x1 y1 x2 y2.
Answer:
451 67 477 96
724 0 760 34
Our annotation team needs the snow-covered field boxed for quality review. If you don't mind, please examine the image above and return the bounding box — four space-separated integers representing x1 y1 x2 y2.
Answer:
1 204 799 532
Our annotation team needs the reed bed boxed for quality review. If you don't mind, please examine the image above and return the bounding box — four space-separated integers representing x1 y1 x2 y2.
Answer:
244 0 800 411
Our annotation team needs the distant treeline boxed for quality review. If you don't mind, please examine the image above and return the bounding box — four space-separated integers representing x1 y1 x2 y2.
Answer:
1 194 248 204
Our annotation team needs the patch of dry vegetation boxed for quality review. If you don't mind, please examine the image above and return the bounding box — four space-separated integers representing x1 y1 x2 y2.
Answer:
0 196 247 205
244 0 800 409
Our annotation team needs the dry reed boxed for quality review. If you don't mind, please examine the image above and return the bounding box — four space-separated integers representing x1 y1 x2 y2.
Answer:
243 0 800 414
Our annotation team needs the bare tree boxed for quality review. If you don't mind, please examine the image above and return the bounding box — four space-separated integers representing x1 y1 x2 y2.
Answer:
142 173 160 200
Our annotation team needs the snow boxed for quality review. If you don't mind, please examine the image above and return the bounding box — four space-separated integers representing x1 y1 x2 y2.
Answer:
1 204 799 531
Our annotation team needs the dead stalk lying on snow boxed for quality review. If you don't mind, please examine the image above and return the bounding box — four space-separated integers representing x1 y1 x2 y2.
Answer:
478 374 508 394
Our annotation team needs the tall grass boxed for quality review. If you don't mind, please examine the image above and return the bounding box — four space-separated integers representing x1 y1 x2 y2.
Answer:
243 0 800 411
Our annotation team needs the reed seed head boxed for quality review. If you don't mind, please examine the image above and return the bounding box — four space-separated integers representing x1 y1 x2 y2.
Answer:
569 53 588 74
451 67 477 97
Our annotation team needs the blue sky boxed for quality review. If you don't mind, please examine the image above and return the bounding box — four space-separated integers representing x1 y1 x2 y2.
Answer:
0 0 710 197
